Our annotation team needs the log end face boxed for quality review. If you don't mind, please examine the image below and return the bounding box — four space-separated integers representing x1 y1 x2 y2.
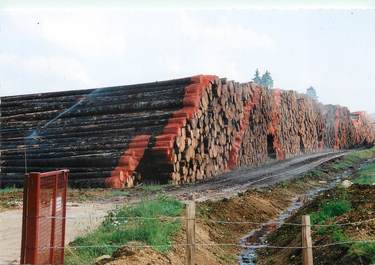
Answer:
105 175 125 189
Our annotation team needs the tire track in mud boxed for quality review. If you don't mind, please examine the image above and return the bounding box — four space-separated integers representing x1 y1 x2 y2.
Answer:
164 150 351 201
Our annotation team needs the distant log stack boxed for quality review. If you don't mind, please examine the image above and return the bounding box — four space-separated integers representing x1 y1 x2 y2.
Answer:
323 105 356 149
0 75 374 188
275 90 325 158
351 111 375 146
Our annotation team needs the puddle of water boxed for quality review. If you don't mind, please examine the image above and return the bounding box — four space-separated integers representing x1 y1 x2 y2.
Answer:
238 169 351 265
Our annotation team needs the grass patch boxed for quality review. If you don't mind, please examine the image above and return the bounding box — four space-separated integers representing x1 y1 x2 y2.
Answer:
311 199 352 225
310 190 375 263
310 169 324 177
65 195 184 265
0 186 23 209
349 242 375 263
280 180 290 188
0 186 21 195
140 184 165 192
329 147 375 172
353 163 375 185
106 189 130 197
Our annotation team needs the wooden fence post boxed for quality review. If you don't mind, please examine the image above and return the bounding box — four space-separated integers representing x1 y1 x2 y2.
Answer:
302 215 313 265
186 201 196 265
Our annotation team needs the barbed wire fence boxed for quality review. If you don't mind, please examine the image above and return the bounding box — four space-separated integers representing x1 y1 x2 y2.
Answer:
2 200 375 265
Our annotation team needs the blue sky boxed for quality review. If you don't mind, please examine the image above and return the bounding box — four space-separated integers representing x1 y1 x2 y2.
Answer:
0 8 374 113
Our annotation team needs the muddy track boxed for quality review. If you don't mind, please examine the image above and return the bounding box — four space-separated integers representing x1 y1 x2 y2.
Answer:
160 150 351 201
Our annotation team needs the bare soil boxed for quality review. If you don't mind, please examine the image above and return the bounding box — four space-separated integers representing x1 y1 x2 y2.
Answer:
0 150 351 264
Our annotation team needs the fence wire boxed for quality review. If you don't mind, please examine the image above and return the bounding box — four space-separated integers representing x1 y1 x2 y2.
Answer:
1 213 375 264
15 214 375 227
17 239 375 251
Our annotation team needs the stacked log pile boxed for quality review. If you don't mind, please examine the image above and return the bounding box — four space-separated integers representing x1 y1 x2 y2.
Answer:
1 75 374 188
236 86 272 167
323 105 357 149
138 77 254 186
350 111 375 146
234 89 325 167
272 90 326 158
0 77 193 186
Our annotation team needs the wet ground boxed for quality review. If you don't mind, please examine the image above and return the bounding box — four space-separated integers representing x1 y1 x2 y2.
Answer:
238 169 348 265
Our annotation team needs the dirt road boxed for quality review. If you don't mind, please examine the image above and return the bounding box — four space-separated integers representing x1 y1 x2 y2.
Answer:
163 150 350 201
0 202 117 265
0 150 349 264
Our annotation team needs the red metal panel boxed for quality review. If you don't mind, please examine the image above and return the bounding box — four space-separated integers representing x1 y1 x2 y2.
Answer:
21 170 69 265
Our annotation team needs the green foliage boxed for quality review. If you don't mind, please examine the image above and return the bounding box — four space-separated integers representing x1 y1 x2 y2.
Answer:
0 186 20 195
107 189 130 197
329 147 375 172
346 147 375 162
311 199 352 225
305 169 324 179
65 195 183 265
331 226 349 242
252 69 273 89
280 180 290 188
140 184 165 192
306 86 318 101
353 163 375 185
261 71 274 89
252 69 262 84
349 242 375 263
331 160 355 171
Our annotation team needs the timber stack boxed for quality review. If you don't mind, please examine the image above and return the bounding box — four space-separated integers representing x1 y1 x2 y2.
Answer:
0 75 374 188
350 111 375 146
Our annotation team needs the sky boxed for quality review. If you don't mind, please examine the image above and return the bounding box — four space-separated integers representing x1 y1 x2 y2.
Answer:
0 5 375 113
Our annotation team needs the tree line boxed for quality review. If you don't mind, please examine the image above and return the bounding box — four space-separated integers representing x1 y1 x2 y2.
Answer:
251 69 318 101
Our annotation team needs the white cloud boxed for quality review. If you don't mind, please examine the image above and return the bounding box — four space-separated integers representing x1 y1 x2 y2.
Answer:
7 9 127 57
179 12 275 51
0 53 94 95
156 12 275 82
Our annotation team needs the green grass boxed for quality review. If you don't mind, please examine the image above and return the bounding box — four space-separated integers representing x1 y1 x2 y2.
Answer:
298 147 375 181
349 242 375 263
310 169 324 177
140 184 165 192
353 163 375 185
65 195 184 265
330 225 349 242
311 199 352 225
310 190 375 263
329 147 375 172
0 186 20 195
106 189 130 197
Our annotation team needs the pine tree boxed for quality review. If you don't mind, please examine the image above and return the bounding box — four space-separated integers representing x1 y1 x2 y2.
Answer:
261 71 274 89
306 86 318 101
252 69 262 84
